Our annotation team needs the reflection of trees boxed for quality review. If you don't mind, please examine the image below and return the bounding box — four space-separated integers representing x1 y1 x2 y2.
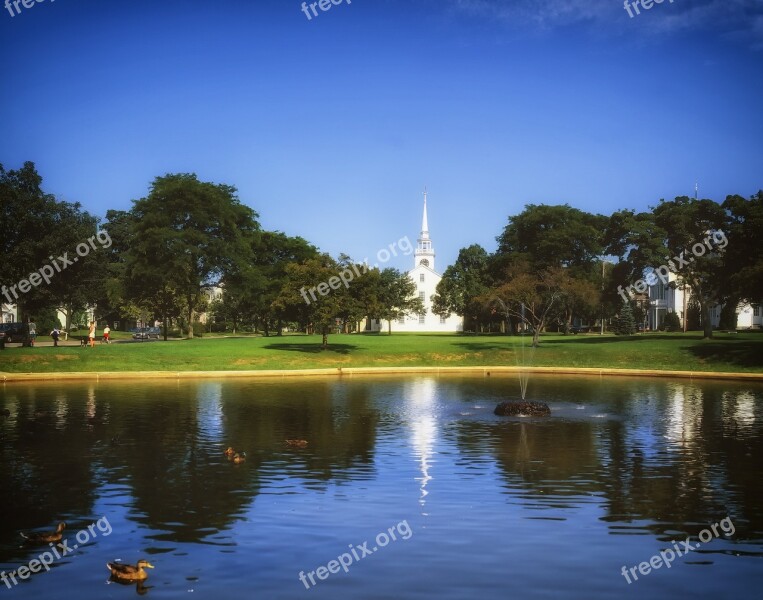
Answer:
451 377 763 540
0 384 98 563
220 380 379 486
0 379 380 555
453 420 600 502
599 382 763 539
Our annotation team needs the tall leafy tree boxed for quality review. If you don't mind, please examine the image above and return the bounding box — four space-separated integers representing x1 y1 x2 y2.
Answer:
652 197 727 339
126 173 260 338
0 161 101 325
273 254 347 348
722 191 763 303
432 244 491 331
376 268 423 334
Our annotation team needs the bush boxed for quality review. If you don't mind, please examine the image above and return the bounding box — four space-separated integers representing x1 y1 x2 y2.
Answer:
662 312 681 332
33 308 62 336
613 304 637 335
718 302 739 330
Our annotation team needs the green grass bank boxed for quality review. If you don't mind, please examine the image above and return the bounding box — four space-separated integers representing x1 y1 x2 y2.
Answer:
1 332 761 374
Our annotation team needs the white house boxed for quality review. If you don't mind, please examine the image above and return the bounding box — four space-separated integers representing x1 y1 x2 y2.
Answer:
647 274 762 330
365 192 463 333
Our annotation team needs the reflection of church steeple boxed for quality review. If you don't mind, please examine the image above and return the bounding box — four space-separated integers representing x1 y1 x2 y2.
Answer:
406 378 437 513
415 188 435 271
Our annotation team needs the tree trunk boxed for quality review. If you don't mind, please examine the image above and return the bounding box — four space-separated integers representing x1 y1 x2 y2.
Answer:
322 328 328 349
701 300 713 339
64 304 72 339
162 311 168 341
388 320 392 335
187 305 194 339
532 323 541 347
277 319 283 336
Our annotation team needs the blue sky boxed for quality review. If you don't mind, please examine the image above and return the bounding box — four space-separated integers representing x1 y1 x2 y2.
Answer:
1 0 761 271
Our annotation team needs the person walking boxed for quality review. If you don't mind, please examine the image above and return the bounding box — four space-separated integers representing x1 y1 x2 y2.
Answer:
88 321 96 348
50 327 61 347
102 325 111 344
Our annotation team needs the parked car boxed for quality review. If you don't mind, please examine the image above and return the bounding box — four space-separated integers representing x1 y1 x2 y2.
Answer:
132 327 161 340
0 322 28 344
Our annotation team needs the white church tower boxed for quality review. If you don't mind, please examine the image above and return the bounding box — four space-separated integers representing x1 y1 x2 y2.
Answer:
378 189 463 333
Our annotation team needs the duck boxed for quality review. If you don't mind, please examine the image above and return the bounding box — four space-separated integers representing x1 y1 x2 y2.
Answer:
285 439 308 448
224 446 235 457
233 452 246 464
106 559 155 581
20 522 66 544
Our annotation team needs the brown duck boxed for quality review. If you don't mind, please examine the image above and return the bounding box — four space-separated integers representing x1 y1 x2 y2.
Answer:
286 439 308 448
107 559 155 581
224 447 235 458
233 452 246 464
20 522 66 544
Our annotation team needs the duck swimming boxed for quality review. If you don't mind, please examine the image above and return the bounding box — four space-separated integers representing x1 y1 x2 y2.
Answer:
224 447 235 457
106 559 155 581
285 439 308 448
20 522 65 544
233 452 246 464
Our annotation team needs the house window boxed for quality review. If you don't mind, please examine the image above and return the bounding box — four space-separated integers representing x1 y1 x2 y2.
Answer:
440 315 447 324
398 316 405 324
754 305 761 317
420 273 425 282
419 291 425 302
419 313 425 324
653 281 665 300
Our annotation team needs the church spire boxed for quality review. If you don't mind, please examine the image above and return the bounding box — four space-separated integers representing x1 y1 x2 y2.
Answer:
415 187 435 271
421 188 429 238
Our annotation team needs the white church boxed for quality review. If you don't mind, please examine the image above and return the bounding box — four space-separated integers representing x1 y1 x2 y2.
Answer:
364 192 464 333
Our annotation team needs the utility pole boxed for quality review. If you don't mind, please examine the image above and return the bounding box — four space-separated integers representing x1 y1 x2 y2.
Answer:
600 258 605 335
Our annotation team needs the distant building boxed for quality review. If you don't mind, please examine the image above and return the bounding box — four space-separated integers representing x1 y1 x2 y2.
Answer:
647 274 762 330
365 191 463 333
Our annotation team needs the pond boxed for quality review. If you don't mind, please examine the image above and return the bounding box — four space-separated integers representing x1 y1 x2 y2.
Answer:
1 374 762 599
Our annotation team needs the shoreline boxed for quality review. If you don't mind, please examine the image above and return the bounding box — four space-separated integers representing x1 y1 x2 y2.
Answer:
2 365 763 383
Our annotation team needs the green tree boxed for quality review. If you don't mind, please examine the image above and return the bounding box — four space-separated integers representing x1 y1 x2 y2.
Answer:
722 191 763 303
492 264 572 347
613 303 637 335
0 162 102 325
432 244 491 331
376 268 423 334
126 174 260 338
273 254 346 348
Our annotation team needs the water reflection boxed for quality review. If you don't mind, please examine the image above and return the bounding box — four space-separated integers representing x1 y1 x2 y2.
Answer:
0 375 761 599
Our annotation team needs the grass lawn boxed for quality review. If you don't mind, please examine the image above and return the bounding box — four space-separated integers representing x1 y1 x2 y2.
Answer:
1 332 762 373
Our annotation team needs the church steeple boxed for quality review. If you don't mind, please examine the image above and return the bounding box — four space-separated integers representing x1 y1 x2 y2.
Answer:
415 188 435 271
421 188 429 238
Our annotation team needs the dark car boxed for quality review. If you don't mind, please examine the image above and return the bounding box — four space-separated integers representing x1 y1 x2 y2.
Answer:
132 327 161 340
0 322 28 344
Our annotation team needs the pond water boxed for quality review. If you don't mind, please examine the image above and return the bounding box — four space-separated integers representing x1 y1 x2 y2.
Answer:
0 374 762 599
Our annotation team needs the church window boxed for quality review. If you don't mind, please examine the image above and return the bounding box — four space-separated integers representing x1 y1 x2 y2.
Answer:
420 259 429 267
419 291 425 302
420 273 425 282
440 315 447 324
419 313 425 324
